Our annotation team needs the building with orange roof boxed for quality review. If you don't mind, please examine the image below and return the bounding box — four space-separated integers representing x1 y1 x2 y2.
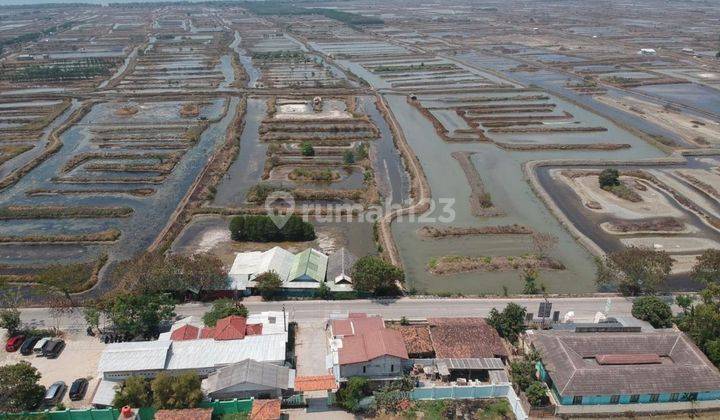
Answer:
328 313 408 381
250 399 281 420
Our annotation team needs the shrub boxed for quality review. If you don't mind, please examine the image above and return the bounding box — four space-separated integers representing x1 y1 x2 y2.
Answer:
631 296 673 328
525 381 547 407
343 150 355 164
255 271 283 300
598 168 620 188
336 377 370 412
203 299 249 327
300 142 315 156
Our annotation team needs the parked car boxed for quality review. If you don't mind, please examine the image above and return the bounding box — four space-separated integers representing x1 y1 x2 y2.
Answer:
43 381 66 405
33 337 50 355
42 339 65 359
69 378 89 401
19 336 42 355
5 335 26 352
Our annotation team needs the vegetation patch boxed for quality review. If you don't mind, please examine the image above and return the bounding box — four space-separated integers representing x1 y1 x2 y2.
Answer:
0 229 120 243
229 214 316 242
0 205 134 219
288 167 339 182
418 224 533 238
428 254 565 275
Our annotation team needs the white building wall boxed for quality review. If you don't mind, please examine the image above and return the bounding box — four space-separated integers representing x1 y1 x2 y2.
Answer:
340 356 404 379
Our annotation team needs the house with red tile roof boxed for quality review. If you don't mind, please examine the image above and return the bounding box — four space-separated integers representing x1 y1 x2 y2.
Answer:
328 313 408 381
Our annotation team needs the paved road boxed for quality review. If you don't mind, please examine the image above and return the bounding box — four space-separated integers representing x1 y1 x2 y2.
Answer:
18 297 640 330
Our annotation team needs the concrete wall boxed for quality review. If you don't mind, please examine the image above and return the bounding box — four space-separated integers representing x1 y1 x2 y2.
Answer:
411 384 527 420
340 355 404 378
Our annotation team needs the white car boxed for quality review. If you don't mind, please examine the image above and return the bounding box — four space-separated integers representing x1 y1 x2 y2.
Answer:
33 337 50 355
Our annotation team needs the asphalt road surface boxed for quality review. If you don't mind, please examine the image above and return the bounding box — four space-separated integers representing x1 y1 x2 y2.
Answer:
17 296 641 331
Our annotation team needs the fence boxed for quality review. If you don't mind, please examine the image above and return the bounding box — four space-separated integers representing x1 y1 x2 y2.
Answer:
410 384 528 420
1 398 254 420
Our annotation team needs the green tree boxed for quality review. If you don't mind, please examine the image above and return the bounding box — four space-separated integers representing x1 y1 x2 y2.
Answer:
598 168 620 189
172 253 228 294
100 293 176 339
351 256 404 296
676 284 720 368
0 308 21 335
691 249 720 284
631 296 673 328
336 377 369 412
113 376 151 408
300 142 315 156
315 282 331 300
151 372 203 410
522 268 539 294
487 302 526 343
228 215 315 243
706 339 720 367
83 306 100 331
343 150 355 165
0 362 46 413
255 271 283 300
509 359 535 391
676 294 693 314
203 299 249 327
525 381 547 407
595 247 673 296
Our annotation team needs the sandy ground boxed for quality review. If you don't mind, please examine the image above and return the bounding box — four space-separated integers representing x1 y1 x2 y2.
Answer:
620 236 720 253
0 330 105 408
557 171 683 220
651 169 720 220
669 254 700 274
596 94 720 146
676 168 720 194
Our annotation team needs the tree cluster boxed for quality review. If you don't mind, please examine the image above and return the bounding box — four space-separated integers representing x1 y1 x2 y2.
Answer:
112 251 227 295
350 256 404 296
95 293 176 339
487 302 526 343
113 372 202 410
595 246 673 296
202 299 249 327
0 362 46 413
229 215 315 243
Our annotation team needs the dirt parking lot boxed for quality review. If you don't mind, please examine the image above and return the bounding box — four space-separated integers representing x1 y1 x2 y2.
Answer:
0 329 106 408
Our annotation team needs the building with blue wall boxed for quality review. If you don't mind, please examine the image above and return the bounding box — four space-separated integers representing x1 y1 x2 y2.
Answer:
527 330 720 407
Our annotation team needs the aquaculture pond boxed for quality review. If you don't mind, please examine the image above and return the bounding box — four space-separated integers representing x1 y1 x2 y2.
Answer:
0 98 240 290
535 157 720 291
382 81 667 294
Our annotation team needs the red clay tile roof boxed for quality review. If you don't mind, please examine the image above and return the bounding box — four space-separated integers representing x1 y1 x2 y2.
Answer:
387 324 435 357
154 408 212 420
246 323 263 336
213 315 247 340
200 327 216 339
428 317 508 359
170 324 200 341
596 353 662 365
251 399 281 420
339 329 409 365
294 375 338 391
331 315 385 337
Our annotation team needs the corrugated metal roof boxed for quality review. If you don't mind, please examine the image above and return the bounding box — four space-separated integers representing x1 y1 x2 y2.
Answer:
203 359 292 394
99 334 288 374
288 248 327 283
166 334 288 370
437 358 506 370
97 340 170 373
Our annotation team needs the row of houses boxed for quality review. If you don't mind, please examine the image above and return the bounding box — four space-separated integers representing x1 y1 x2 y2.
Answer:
322 312 720 416
227 246 357 295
